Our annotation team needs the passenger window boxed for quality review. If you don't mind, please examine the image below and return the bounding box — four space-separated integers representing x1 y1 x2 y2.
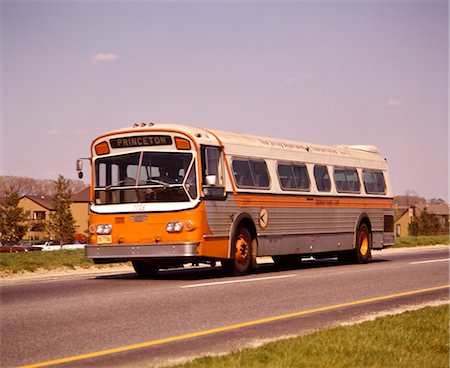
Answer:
250 161 270 188
314 165 331 192
278 163 310 191
232 159 270 189
205 147 220 177
363 170 386 194
334 168 361 193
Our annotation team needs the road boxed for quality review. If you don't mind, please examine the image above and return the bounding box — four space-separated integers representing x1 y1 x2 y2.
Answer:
1 246 448 368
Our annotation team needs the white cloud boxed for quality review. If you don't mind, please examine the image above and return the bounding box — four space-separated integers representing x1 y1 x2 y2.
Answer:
386 99 402 106
74 129 88 136
91 53 119 64
284 73 314 84
284 77 297 84
46 128 62 136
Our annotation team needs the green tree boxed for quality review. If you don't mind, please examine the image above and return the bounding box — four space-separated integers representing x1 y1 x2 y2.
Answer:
0 190 29 245
48 175 76 245
409 209 442 236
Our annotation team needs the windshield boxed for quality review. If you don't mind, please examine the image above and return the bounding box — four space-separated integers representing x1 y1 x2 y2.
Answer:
94 152 197 204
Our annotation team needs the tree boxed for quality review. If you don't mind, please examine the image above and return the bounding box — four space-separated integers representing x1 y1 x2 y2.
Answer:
0 190 29 245
428 198 447 205
0 175 87 197
409 209 442 236
47 175 76 245
394 192 427 208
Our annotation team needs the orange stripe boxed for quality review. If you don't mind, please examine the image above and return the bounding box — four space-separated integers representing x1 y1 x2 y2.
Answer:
234 193 393 209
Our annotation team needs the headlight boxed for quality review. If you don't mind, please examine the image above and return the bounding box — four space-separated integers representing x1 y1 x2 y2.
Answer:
96 224 112 235
184 220 196 231
166 222 183 233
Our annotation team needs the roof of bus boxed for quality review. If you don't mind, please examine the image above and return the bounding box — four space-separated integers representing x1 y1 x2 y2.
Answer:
98 122 387 167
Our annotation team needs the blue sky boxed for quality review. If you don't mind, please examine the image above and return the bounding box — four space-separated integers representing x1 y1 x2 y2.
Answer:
1 0 448 200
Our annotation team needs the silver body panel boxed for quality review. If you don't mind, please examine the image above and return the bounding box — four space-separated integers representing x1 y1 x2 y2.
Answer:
85 242 199 259
206 196 394 256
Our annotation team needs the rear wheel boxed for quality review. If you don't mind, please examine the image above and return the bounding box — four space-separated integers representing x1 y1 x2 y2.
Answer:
132 261 159 278
224 227 253 276
338 223 372 264
354 223 372 263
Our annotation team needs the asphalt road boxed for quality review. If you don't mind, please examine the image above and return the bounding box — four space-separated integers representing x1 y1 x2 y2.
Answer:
1 246 449 368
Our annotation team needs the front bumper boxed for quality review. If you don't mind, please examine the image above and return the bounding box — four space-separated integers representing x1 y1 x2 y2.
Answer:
85 242 199 260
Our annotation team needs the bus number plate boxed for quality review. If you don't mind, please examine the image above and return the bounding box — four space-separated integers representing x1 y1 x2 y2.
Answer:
97 235 112 244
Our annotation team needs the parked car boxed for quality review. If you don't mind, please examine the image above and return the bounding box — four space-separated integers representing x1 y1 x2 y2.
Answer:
40 241 85 251
0 243 43 253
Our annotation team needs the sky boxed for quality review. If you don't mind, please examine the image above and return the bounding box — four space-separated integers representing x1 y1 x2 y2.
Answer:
1 0 448 200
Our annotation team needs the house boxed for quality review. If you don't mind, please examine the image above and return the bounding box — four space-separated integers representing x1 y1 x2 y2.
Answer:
20 195 54 240
394 203 449 237
70 187 90 242
427 204 449 229
394 205 422 237
19 187 90 242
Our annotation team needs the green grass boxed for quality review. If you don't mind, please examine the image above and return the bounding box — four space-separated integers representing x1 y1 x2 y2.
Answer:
394 235 449 248
168 305 449 368
0 249 95 273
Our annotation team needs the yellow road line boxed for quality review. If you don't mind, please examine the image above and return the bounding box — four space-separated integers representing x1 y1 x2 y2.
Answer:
20 284 449 368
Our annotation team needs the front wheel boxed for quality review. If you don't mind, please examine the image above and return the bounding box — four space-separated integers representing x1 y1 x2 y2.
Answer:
224 227 253 276
132 261 159 278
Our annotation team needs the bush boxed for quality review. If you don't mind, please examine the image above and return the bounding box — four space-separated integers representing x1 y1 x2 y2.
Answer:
409 209 447 236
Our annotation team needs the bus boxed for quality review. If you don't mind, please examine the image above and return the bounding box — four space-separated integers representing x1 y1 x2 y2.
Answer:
78 122 394 277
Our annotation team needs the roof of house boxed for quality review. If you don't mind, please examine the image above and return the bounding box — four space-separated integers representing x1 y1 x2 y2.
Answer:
23 195 55 210
394 205 424 222
71 187 90 202
427 204 450 216
21 187 89 209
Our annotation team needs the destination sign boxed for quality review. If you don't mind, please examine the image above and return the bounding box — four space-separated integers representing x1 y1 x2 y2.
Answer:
110 135 173 148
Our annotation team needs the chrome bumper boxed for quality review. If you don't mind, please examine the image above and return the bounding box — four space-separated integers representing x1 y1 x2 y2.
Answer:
85 242 199 259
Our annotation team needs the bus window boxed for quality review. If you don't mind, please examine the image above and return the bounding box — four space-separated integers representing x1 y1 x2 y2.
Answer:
233 160 254 187
278 163 310 191
314 165 331 192
232 159 270 189
185 164 198 199
363 170 386 194
250 161 270 188
205 147 219 177
95 153 141 188
334 168 361 193
202 146 223 186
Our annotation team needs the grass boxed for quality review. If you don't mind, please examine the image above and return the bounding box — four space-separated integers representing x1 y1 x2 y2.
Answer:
168 305 449 368
0 249 95 273
394 235 449 248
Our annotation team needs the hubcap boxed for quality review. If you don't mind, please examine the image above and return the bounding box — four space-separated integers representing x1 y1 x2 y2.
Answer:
360 232 369 256
235 235 249 265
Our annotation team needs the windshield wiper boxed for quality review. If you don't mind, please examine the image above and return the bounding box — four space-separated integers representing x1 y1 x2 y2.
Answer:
145 179 171 188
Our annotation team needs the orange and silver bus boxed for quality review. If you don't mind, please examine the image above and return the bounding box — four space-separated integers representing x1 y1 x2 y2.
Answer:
78 122 394 276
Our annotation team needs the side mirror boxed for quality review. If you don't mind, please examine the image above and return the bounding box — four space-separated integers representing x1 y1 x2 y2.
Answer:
205 175 217 186
203 175 225 199
76 159 85 179
76 159 83 171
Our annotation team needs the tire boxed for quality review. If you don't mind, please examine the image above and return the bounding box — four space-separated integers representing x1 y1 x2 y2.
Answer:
132 261 159 278
226 227 253 276
338 223 372 264
354 223 372 263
